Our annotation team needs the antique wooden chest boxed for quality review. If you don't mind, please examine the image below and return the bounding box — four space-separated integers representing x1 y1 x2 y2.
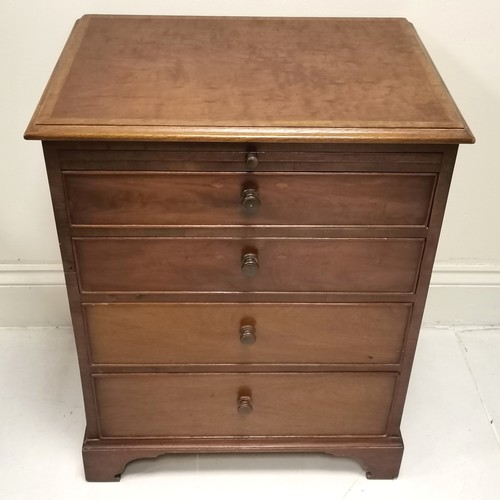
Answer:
25 15 474 481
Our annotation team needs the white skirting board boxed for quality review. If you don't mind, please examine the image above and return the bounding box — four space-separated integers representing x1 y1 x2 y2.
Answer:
0 262 499 327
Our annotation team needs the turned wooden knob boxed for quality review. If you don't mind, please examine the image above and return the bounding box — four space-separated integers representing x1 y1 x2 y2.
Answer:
241 187 261 215
246 152 259 169
240 324 256 344
241 252 259 277
237 395 253 415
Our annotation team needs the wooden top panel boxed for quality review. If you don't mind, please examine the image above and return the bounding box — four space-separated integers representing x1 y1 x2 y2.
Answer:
25 15 474 143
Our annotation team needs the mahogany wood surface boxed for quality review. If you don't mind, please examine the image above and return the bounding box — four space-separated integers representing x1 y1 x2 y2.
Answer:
25 15 474 482
84 302 411 365
57 147 444 172
74 237 424 293
24 16 474 143
93 372 397 438
82 435 404 481
64 172 436 227
387 144 459 435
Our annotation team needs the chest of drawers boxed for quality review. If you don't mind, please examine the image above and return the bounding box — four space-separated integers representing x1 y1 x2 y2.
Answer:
25 15 473 481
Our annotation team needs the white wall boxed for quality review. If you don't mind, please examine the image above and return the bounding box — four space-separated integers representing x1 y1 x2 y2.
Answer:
1 1 499 326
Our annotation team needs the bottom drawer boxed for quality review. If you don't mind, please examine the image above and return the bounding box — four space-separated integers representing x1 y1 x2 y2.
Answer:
94 372 397 438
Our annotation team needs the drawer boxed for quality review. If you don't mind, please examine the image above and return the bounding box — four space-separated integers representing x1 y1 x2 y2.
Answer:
63 172 436 227
85 303 411 365
57 146 444 172
74 237 424 293
94 372 397 438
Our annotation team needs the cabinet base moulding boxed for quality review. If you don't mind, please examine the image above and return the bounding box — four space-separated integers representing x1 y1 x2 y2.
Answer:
82 435 404 482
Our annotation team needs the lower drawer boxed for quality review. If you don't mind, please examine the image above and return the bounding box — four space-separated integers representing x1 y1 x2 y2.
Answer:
94 372 397 438
85 302 411 365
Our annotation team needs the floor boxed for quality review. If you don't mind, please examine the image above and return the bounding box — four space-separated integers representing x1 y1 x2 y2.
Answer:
0 327 499 499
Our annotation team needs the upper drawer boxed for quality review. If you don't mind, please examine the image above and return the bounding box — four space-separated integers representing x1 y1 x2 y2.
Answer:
63 172 436 227
74 237 424 293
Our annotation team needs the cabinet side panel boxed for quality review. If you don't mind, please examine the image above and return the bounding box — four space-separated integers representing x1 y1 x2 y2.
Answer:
387 144 459 435
42 141 99 437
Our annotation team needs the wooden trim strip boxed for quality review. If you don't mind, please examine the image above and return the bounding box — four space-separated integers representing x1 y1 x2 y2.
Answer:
26 124 475 143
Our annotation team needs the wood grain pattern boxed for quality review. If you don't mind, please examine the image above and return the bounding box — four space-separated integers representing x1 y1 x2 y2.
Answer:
84 302 411 365
94 372 397 438
74 237 424 293
24 16 474 143
64 172 436 227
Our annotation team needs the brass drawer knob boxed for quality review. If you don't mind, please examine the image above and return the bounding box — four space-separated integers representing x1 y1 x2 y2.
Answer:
240 324 256 344
241 187 261 215
246 152 259 169
237 395 253 415
241 252 259 277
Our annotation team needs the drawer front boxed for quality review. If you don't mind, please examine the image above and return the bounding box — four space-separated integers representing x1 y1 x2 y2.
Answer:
85 303 411 365
57 147 444 172
94 372 397 438
64 172 436 227
74 237 424 293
